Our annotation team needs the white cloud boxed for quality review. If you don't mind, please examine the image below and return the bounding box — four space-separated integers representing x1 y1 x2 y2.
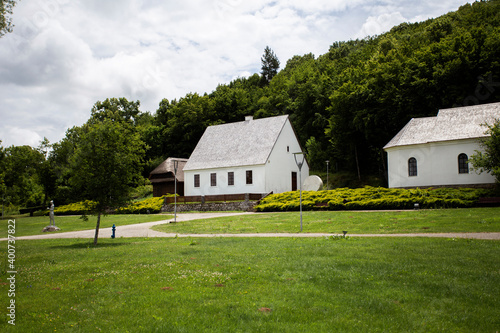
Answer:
355 12 408 38
0 0 469 147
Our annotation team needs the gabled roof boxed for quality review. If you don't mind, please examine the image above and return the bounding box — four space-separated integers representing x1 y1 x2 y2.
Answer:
384 102 500 149
183 115 289 171
149 157 188 182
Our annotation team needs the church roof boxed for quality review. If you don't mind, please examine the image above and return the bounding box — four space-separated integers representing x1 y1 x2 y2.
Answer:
183 115 289 171
384 102 500 149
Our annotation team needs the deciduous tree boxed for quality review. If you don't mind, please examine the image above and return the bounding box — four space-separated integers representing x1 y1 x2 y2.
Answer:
470 120 500 183
69 117 145 245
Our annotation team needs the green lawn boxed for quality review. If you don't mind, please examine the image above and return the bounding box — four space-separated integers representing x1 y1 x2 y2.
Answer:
0 237 498 332
153 208 500 234
0 214 172 238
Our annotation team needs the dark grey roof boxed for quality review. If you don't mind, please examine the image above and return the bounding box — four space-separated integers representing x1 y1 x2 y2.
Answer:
183 115 289 171
384 102 500 149
149 157 188 182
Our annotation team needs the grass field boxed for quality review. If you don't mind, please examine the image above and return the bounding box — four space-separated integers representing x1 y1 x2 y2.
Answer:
153 208 500 234
0 214 172 238
0 237 498 332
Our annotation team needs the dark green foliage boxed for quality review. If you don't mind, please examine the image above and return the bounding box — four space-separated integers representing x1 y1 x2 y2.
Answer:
0 144 46 209
261 46 280 84
470 120 500 182
256 186 492 212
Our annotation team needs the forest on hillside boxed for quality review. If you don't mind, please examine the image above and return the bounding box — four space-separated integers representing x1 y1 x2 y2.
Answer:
1 0 500 209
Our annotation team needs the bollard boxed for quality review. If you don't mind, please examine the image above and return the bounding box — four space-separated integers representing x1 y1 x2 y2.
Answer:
111 224 116 239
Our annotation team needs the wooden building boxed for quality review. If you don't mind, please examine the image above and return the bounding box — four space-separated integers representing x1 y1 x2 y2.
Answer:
149 157 188 197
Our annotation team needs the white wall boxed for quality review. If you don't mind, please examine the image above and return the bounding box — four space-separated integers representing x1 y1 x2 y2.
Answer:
183 118 309 196
184 165 266 196
386 139 495 188
265 118 309 193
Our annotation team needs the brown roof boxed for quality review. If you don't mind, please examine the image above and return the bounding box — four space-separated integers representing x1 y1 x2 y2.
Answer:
149 157 188 182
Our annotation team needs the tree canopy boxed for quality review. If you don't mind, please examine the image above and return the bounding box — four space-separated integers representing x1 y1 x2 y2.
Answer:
0 0 18 37
261 46 280 85
470 120 500 183
68 108 145 244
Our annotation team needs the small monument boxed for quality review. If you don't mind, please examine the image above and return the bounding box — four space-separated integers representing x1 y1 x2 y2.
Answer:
43 200 60 232
303 175 323 191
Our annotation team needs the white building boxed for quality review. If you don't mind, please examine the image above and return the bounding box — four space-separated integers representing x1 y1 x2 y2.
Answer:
183 115 309 196
384 102 500 188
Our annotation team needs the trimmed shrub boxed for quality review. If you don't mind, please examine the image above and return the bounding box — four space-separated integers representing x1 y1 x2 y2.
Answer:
255 186 491 212
53 200 97 215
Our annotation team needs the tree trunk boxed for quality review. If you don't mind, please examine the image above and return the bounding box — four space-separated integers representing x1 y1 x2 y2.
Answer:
354 145 361 181
93 212 101 245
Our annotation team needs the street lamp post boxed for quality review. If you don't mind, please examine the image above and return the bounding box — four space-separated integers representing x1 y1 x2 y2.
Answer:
173 159 179 223
325 160 330 191
293 152 305 232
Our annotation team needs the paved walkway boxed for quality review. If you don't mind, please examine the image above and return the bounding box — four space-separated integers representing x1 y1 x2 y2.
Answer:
2 212 500 241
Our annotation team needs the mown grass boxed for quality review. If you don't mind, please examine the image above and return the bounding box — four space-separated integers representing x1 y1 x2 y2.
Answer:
0 237 498 332
0 214 172 238
153 208 500 234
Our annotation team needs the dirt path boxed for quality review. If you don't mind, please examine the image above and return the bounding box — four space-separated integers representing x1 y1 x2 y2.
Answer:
2 212 500 241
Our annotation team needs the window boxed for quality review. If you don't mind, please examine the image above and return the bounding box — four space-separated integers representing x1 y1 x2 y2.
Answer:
458 153 469 174
210 173 217 187
408 157 417 177
287 146 290 153
194 174 200 188
246 170 253 185
228 172 234 186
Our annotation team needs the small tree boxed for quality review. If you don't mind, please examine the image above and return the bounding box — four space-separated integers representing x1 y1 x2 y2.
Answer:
470 120 500 183
261 46 280 84
69 116 144 245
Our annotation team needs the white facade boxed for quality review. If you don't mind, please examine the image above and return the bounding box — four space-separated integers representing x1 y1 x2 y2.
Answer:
386 139 495 188
384 102 499 188
183 115 309 196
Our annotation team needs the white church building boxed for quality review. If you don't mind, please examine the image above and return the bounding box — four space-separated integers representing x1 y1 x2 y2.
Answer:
384 102 499 188
183 115 309 196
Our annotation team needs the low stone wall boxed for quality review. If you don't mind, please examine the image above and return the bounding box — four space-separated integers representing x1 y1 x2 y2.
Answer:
161 200 257 213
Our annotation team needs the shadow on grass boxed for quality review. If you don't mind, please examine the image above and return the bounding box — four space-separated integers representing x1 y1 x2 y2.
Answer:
51 241 129 249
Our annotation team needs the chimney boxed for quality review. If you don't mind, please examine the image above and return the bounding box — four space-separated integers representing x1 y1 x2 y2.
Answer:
245 115 253 122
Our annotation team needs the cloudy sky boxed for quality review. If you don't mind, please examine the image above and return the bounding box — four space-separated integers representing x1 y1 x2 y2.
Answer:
0 0 469 148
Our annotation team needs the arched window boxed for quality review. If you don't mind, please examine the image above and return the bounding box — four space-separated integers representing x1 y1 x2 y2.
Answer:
458 153 469 174
408 157 417 177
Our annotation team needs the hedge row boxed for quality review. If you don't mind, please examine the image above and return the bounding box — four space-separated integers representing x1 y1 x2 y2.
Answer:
52 195 173 215
52 200 97 215
255 186 491 212
115 196 170 214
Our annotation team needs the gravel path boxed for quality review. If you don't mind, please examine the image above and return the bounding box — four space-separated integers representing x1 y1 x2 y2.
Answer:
2 212 500 241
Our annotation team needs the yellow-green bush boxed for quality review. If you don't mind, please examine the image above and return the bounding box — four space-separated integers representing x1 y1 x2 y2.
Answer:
116 195 173 214
255 186 489 212
53 200 97 215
